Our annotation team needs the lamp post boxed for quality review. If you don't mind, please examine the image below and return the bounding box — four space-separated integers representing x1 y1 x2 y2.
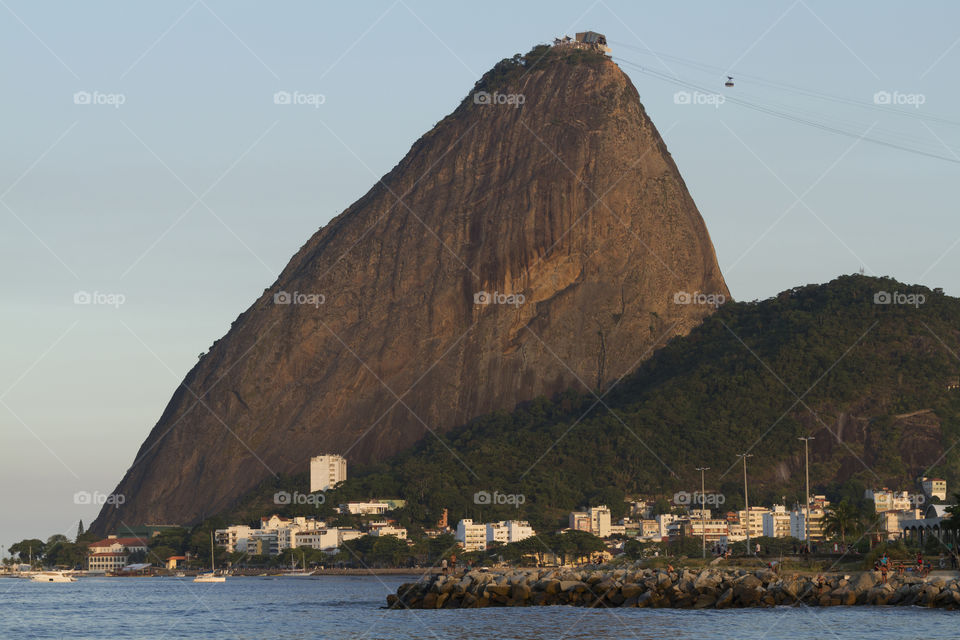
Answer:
738 453 753 555
798 436 815 549
696 466 710 558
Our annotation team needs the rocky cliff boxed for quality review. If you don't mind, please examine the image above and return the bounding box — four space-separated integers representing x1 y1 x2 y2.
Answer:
93 45 728 532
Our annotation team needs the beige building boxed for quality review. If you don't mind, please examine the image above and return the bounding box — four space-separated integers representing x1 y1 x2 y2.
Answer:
590 506 612 538
867 489 913 512
310 454 347 492
921 477 947 501
737 507 768 539
790 503 829 542
679 518 729 542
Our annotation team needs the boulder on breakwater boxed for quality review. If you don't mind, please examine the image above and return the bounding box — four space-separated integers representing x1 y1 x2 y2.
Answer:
386 566 960 610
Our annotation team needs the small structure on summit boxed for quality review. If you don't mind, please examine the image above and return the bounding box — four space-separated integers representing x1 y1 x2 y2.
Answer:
553 31 611 55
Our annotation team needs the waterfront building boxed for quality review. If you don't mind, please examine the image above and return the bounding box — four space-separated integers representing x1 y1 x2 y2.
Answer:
676 518 729 542
762 505 792 538
86 537 149 571
485 520 534 545
737 507 769 540
456 519 488 551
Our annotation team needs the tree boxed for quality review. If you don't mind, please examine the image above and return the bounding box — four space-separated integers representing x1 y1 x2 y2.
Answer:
9 539 45 565
76 520 85 541
652 498 672 516
823 500 862 543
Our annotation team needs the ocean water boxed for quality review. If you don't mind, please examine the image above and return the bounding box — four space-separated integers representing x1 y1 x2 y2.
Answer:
1 575 956 640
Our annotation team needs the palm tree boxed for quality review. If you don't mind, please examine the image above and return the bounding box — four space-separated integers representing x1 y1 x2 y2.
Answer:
823 500 862 543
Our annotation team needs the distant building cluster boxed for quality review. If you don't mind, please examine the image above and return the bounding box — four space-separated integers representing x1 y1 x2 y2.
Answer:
552 31 611 55
215 507 409 557
454 519 535 552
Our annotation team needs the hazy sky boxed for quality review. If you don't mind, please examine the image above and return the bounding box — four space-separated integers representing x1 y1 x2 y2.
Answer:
2 0 959 549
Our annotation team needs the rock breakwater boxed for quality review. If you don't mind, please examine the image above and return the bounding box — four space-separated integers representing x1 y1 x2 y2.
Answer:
387 567 960 610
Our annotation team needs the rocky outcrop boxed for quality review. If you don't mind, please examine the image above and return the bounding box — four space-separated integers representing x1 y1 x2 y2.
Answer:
388 567 960 609
93 46 728 533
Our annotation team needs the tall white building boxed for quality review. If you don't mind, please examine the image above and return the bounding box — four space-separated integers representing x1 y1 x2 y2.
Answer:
590 505 612 538
762 505 791 538
486 520 534 545
310 454 347 492
456 519 488 551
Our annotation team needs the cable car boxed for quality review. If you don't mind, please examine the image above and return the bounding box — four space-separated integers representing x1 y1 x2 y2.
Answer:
725 76 734 88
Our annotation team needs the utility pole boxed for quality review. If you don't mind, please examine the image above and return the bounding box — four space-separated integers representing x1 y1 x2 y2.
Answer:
696 466 710 559
738 453 753 555
798 436 815 550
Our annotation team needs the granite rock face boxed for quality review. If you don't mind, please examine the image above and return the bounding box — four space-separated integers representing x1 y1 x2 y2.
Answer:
93 49 728 532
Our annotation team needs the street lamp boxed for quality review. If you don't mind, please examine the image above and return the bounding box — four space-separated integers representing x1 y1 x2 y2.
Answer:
696 466 710 559
738 453 753 555
798 436 815 550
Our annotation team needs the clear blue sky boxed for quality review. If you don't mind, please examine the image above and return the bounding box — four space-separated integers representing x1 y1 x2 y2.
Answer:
2 0 959 549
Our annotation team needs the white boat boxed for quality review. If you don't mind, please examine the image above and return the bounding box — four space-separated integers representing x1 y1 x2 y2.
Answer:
193 532 226 583
193 572 225 583
30 571 76 583
279 552 313 577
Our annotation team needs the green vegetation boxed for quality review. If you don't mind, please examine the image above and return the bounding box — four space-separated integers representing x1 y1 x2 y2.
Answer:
222 276 960 541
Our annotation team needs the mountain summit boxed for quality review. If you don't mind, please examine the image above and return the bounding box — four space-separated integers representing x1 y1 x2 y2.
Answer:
93 43 728 532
